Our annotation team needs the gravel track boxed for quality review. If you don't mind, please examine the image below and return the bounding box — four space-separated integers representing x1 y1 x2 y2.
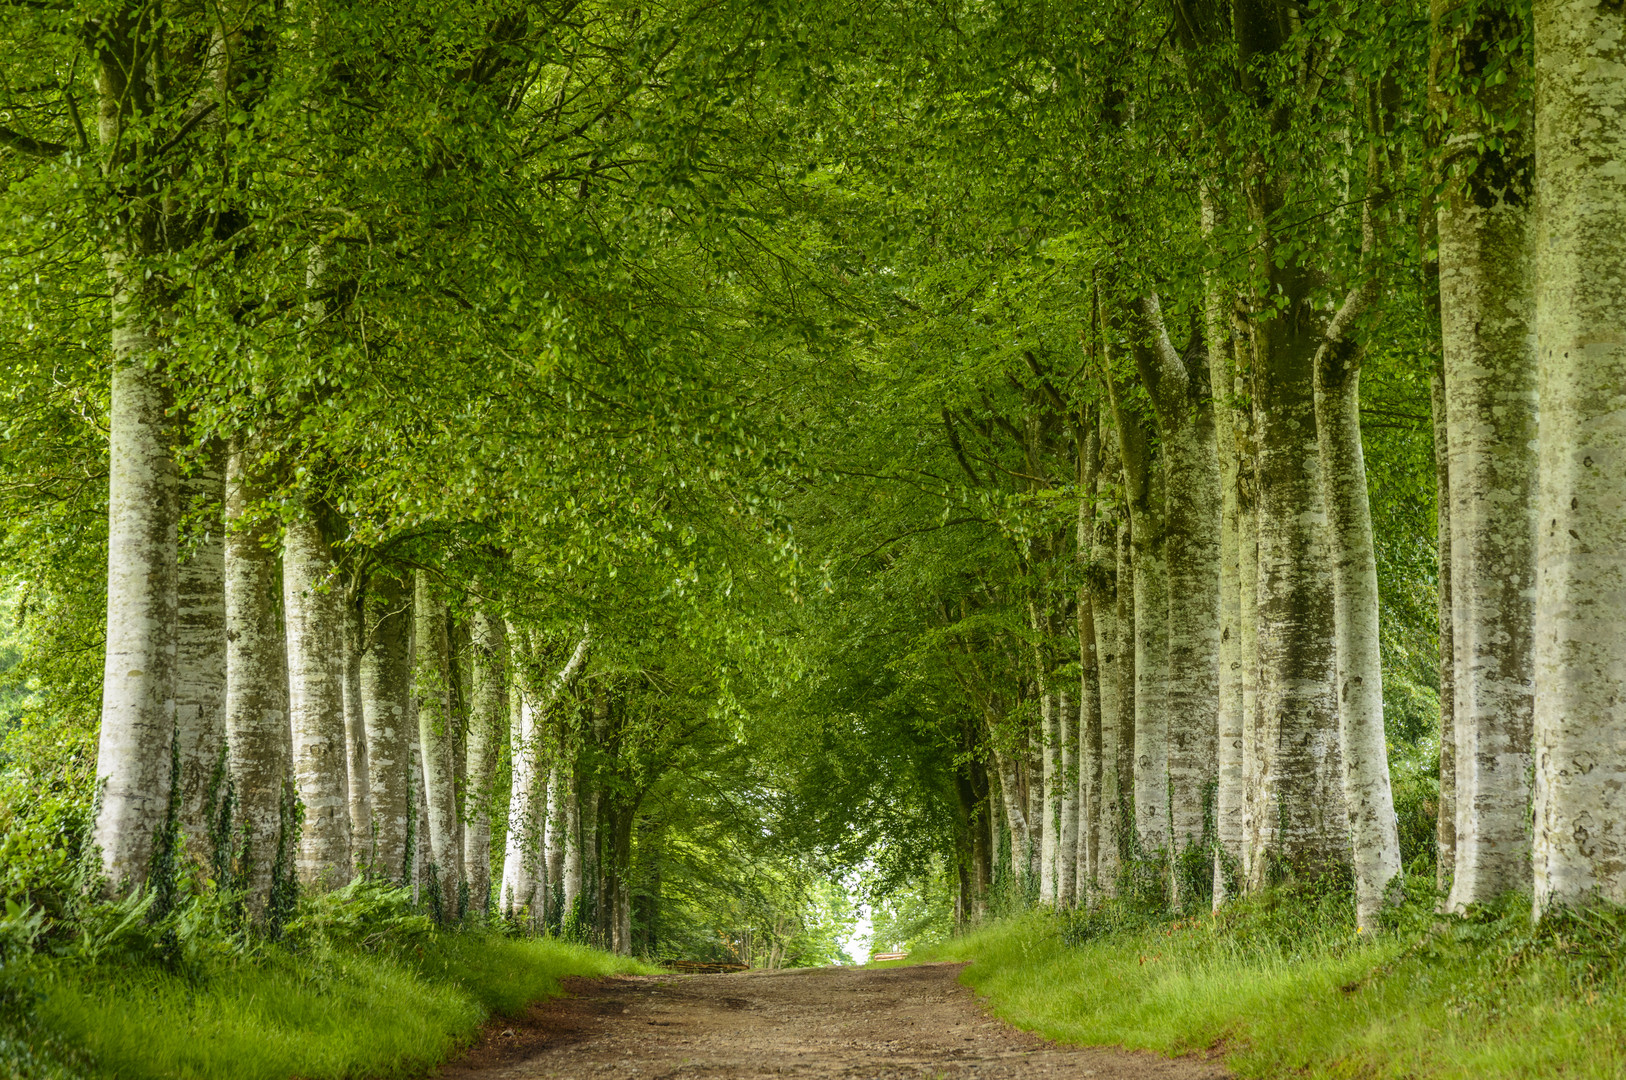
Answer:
438 961 1229 1080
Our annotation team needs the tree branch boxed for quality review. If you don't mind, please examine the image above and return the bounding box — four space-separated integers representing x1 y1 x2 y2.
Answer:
0 125 68 158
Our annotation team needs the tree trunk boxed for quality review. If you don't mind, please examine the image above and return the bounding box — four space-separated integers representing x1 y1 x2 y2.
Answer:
92 271 179 890
1106 371 1169 860
1207 262 1246 906
1091 456 1123 896
1134 296 1222 907
177 451 227 861
283 512 351 887
1531 0 1626 914
1058 684 1078 907
341 584 371 873
993 747 1028 888
1077 424 1105 900
360 572 412 885
462 603 507 917
1430 360 1457 898
563 760 583 925
223 443 288 907
1114 515 1138 863
545 754 568 924
1432 0 1540 910
1026 716 1044 887
413 570 460 916
1250 301 1346 885
1036 629 1058 905
1317 341 1403 928
1237 384 1263 890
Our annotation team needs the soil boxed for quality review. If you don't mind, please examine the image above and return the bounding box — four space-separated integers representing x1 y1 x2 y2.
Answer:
436 962 1230 1079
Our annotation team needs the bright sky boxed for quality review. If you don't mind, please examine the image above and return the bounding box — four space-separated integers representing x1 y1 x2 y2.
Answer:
840 865 873 965
843 901 873 965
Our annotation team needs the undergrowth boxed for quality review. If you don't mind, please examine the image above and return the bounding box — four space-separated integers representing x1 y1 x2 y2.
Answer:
920 870 1626 1079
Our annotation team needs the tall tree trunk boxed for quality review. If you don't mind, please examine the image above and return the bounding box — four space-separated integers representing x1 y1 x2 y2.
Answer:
1530 0 1626 914
413 571 460 916
1077 423 1105 900
994 747 1028 887
1430 360 1457 897
1026 714 1044 887
1106 369 1169 859
223 443 288 907
1228 0 1347 890
1035 620 1058 905
1114 514 1138 862
502 630 590 923
1091 453 1124 896
177 451 227 860
1238 440 1262 889
545 752 568 924
563 759 584 924
501 629 541 921
1134 296 1223 907
284 512 351 887
360 572 412 885
1432 0 1540 910
341 584 371 873
1250 314 1346 885
463 603 507 917
1058 683 1078 907
1206 237 1247 906
1317 339 1403 928
92 271 179 890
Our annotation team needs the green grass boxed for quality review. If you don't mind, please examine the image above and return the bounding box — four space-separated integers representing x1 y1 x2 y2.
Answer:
26 933 656 1080
912 885 1626 1079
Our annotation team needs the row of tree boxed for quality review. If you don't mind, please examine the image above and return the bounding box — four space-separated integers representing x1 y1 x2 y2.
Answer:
3 0 1624 953
741 0 1625 931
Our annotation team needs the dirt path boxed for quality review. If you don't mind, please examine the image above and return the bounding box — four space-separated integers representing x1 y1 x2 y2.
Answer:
439 962 1229 1079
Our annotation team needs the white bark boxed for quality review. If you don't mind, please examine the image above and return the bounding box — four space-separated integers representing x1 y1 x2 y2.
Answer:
1114 514 1138 865
92 276 179 889
562 759 583 922
1430 361 1458 897
1091 458 1124 896
1433 5 1539 908
545 755 568 922
341 585 371 872
283 512 351 887
500 626 542 921
1317 338 1403 928
463 604 508 915
1206 250 1246 905
1036 638 1058 905
413 571 461 915
1106 374 1170 858
1238 451 1262 888
1058 684 1078 908
993 747 1028 885
223 443 288 906
501 630 593 921
1136 296 1223 906
360 572 412 883
1531 0 1626 914
177 452 227 860
1250 322 1346 885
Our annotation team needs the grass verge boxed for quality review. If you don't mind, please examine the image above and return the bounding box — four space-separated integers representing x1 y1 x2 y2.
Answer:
909 880 1626 1079
3 879 657 1080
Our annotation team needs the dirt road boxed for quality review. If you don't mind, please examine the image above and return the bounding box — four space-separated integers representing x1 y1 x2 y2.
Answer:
440 962 1229 1079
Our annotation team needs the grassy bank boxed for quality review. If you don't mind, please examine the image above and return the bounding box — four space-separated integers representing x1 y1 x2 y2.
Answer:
2 884 656 1080
908 882 1626 1079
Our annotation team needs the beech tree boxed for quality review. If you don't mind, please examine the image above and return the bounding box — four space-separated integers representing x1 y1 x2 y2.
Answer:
2 0 1624 959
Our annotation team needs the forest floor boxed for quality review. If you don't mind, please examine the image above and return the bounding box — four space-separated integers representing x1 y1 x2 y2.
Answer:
436 961 1228 1080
